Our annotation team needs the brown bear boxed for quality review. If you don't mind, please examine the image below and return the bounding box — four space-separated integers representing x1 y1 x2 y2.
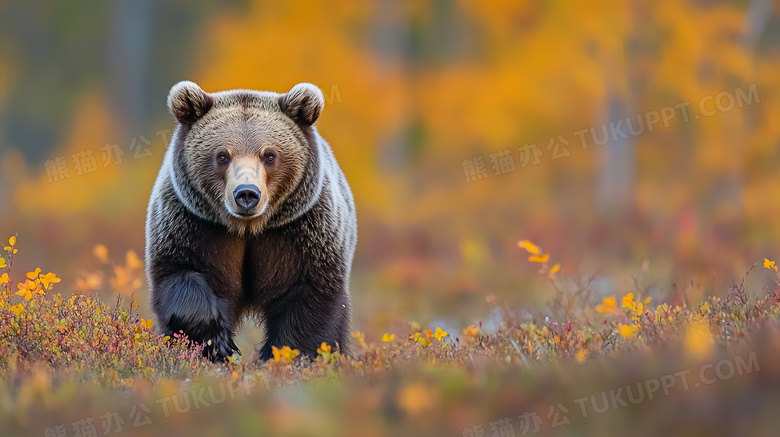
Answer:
145 81 357 362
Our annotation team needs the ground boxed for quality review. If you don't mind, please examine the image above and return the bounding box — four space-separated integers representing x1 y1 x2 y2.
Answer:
1 236 779 437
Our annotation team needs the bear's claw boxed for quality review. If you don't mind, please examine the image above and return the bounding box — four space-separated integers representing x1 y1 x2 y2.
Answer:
202 329 241 362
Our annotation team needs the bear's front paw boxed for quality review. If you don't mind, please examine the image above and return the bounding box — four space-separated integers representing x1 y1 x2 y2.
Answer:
166 314 240 362
153 272 240 362
202 329 241 362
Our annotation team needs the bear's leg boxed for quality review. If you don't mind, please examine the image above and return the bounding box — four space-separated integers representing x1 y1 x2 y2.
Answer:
258 282 348 361
153 271 240 361
332 300 351 356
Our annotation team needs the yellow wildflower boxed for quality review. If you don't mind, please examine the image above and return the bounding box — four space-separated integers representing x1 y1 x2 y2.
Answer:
126 250 143 270
528 254 550 263
618 324 639 339
26 268 41 280
0 273 8 284
317 342 332 354
764 258 778 272
413 332 431 347
16 279 42 301
596 296 617 313
351 331 367 349
434 327 448 341
39 272 61 289
621 293 634 309
381 333 395 343
621 292 645 319
463 324 480 338
111 265 143 292
4 236 17 254
93 244 109 263
517 240 540 255
76 273 103 291
271 345 300 363
0 257 6 268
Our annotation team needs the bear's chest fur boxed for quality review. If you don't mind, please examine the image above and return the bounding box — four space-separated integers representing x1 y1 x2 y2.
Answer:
174 213 308 308
242 229 305 302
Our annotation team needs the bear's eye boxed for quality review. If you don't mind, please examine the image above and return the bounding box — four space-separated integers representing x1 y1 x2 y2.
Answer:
216 152 230 165
265 152 276 164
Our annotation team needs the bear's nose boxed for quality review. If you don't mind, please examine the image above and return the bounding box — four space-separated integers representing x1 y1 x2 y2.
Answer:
233 184 261 210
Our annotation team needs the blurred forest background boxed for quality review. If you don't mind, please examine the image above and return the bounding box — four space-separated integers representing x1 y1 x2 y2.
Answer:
0 0 779 333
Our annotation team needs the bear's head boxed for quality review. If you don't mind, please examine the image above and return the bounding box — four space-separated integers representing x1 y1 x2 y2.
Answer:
165 81 326 234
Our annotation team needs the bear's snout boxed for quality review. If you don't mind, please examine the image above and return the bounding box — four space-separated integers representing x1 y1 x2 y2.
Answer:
233 184 261 212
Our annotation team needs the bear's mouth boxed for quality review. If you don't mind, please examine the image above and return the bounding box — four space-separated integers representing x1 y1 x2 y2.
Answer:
224 200 268 220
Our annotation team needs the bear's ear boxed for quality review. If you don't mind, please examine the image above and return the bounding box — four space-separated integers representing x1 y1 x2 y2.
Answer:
279 83 325 126
167 81 214 124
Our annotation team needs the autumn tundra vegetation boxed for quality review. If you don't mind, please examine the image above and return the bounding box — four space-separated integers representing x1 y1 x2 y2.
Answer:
1 235 779 436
